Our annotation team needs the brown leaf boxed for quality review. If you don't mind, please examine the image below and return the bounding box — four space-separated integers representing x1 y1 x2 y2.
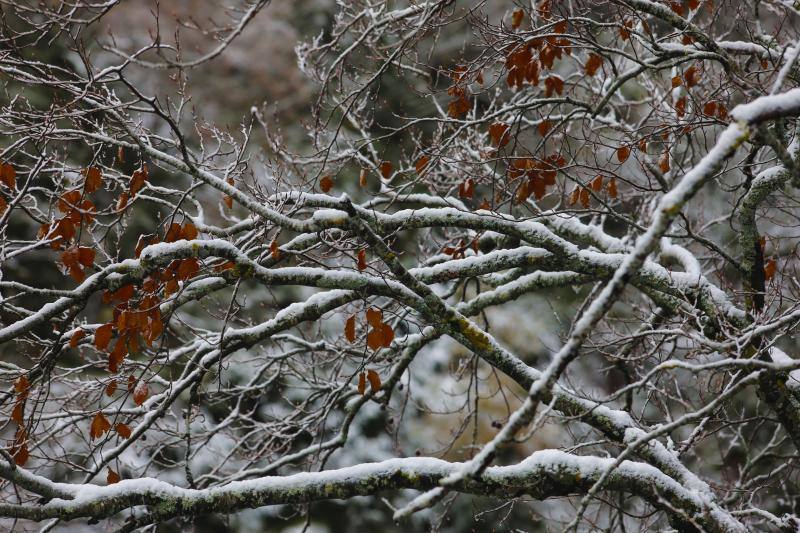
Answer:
579 187 590 209
684 65 700 87
11 400 24 425
105 380 118 397
379 161 393 179
671 75 682 88
659 152 671 173
70 328 85 348
90 412 112 440
365 307 383 328
165 222 182 243
617 146 630 163
345 315 356 343
180 223 198 241
359 168 368 186
357 372 366 395
379 322 394 348
107 468 121 485
511 8 524 29
270 239 281 260
415 155 430 175
357 249 367 271
84 167 103 193
320 175 334 193
129 167 148 195
584 53 603 76
702 101 718 116
489 122 511 147
590 175 604 192
0 162 16 190
366 369 381 393
568 187 580 206
115 423 132 439
133 382 148 406
764 258 777 281
94 323 114 351
607 177 618 199
537 120 552 137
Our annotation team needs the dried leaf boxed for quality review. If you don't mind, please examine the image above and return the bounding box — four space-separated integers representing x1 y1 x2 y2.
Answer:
607 177 618 199
684 65 700 87
579 187 590 209
366 307 383 328
379 161 393 179
70 328 85 349
270 239 281 260
489 123 511 149
84 167 103 193
584 53 603 76
659 152 671 173
617 146 630 163
590 175 604 192
357 372 366 395
345 315 356 343
366 369 381 393
320 175 334 193
511 8 524 29
765 258 777 281
107 468 121 485
11 400 24 425
94 323 114 351
133 382 149 406
90 412 111 440
105 380 118 397
115 423 132 439
359 168 368 186
415 155 430 174
0 162 16 190
671 75 682 88
357 249 367 271
180 223 198 241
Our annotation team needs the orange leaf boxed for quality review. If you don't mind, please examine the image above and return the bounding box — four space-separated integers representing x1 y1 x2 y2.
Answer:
359 168 368 186
584 53 603 76
638 139 648 152
366 369 381 393
568 187 580 206
116 191 129 211
511 8 524 29
379 322 394 347
115 423 132 439
11 400 24 425
357 372 366 395
90 412 112 440
77 247 95 268
107 468 121 485
764 258 777 281
177 258 200 281
590 175 604 192
133 382 148 406
617 146 630 163
379 161 393 179
607 177 618 199
538 119 552 137
70 328 85 348
366 327 383 351
345 315 356 343
94 324 114 351
223 195 233 209
488 122 511 147
12 438 29 466
84 167 103 193
415 155 430 174
357 249 367 271
320 175 334 193
270 239 281 260
0 162 16 190
684 65 700 87
659 152 671 173
165 223 182 243
129 166 148 195
671 75 682 88
366 307 383 328
579 187 590 209
702 101 718 116
180 223 198 241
